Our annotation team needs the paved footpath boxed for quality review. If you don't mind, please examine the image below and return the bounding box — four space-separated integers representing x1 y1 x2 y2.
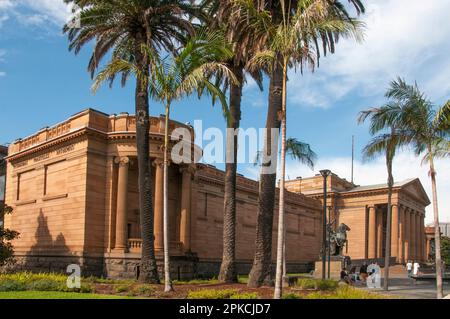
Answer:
357 273 450 299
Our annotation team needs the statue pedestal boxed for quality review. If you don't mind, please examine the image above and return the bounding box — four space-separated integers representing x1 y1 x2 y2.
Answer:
314 256 350 280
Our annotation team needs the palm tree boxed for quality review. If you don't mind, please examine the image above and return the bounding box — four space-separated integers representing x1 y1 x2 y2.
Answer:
93 30 235 291
204 0 267 283
358 95 414 290
241 0 363 295
386 78 449 298
64 0 202 283
234 0 365 289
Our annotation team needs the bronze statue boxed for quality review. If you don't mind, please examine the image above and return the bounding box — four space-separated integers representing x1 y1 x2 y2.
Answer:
327 222 351 256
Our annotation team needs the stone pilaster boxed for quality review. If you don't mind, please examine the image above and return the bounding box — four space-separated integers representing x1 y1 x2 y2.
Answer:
404 207 410 261
398 205 405 263
410 210 416 260
179 165 194 252
153 159 164 251
376 207 383 258
391 204 399 261
368 206 377 259
114 156 129 251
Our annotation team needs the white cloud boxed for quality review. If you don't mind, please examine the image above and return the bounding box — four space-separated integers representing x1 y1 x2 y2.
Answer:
0 0 73 28
287 0 450 108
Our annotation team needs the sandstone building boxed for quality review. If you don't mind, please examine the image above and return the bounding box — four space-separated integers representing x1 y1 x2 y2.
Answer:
3 109 430 278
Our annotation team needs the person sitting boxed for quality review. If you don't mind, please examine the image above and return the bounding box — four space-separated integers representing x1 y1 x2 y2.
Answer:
340 268 354 285
359 262 368 282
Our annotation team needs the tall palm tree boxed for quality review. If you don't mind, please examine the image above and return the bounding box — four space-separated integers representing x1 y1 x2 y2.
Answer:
241 0 364 293
204 0 267 283
387 78 449 298
94 30 235 291
358 95 414 290
234 0 365 288
64 0 202 283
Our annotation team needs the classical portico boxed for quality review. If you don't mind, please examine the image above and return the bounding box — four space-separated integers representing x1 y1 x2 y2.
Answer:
110 154 195 255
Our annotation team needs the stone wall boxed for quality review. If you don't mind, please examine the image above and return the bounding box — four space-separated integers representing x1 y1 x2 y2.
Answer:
4 254 104 277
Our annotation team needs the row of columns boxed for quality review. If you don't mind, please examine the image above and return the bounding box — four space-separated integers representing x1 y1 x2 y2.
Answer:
113 156 194 253
368 204 425 263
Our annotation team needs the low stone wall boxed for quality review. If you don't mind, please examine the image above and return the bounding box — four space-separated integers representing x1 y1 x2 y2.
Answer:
4 253 314 281
3 254 104 277
104 254 199 280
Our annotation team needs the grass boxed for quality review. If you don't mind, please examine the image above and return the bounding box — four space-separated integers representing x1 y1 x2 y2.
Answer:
0 291 130 299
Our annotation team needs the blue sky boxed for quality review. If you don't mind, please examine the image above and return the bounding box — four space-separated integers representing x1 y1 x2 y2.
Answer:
0 0 449 222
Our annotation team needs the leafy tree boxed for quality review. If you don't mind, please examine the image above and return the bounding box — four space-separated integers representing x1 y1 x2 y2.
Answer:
441 236 450 266
0 204 19 267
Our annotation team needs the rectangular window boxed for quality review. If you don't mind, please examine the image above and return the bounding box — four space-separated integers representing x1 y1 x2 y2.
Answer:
44 160 67 196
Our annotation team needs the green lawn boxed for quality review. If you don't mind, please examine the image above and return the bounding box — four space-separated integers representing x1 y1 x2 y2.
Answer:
0 291 131 299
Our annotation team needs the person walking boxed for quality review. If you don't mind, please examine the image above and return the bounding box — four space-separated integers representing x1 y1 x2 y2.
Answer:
413 262 420 276
406 260 413 278
360 262 368 282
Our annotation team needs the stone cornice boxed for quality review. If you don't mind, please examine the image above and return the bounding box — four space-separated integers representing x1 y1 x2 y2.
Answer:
6 127 92 162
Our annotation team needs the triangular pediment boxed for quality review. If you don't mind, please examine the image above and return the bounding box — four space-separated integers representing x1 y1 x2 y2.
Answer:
400 178 431 206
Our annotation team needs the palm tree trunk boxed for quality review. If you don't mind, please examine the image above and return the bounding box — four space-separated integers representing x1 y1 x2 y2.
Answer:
383 152 393 290
218 65 243 283
274 57 288 299
248 53 283 288
135 37 159 284
163 104 174 292
429 154 443 298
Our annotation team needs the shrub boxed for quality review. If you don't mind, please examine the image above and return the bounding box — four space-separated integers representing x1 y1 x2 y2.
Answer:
0 279 26 292
0 272 93 293
173 278 219 285
114 284 131 293
296 278 316 289
316 279 338 291
27 279 62 291
304 286 383 299
131 284 155 297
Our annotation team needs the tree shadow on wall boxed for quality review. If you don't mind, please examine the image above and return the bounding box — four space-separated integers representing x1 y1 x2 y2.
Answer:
24 209 71 273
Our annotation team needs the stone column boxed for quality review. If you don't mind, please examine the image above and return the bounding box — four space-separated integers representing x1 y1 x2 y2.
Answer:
368 206 377 258
377 207 383 258
114 156 129 251
179 165 193 252
391 204 399 261
404 207 410 261
421 214 426 261
416 213 423 261
398 206 405 263
410 210 416 260
153 159 164 251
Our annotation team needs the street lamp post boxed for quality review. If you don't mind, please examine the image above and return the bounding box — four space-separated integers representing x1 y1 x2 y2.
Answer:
327 206 331 279
320 169 331 280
